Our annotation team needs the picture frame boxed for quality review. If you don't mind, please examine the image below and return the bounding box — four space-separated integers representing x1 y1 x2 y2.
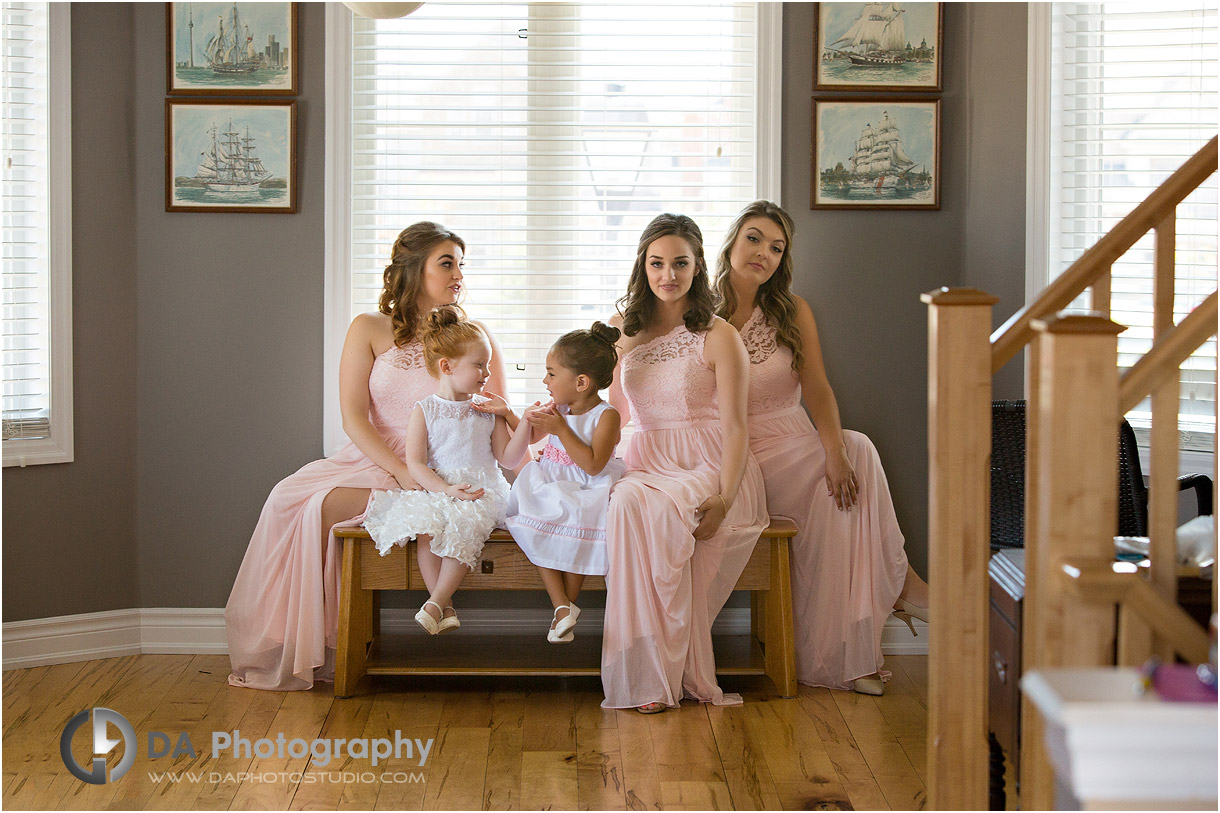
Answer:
166 99 297 213
811 97 940 210
814 3 943 92
166 2 298 96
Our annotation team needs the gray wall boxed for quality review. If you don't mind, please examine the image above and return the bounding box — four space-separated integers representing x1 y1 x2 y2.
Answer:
2 3 140 620
782 2 1028 576
3 3 1028 620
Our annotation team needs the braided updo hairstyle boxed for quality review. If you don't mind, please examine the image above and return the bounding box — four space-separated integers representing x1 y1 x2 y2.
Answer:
379 221 467 347
551 321 621 390
419 305 487 377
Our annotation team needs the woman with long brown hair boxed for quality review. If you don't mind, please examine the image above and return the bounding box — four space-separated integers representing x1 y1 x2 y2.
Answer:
601 213 768 713
713 200 929 696
226 222 512 691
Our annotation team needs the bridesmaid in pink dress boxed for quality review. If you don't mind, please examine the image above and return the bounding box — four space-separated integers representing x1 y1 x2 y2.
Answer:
601 214 768 713
713 200 930 696
225 222 513 691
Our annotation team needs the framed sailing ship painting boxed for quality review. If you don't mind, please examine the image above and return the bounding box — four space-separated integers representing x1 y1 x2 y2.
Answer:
812 98 940 210
166 99 297 213
815 3 943 91
167 2 298 95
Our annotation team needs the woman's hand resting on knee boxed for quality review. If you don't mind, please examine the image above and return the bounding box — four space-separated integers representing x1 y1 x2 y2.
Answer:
824 446 858 511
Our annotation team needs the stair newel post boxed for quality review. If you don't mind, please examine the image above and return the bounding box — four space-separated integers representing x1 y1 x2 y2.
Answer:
1149 211 1180 659
922 287 997 810
1020 313 1124 810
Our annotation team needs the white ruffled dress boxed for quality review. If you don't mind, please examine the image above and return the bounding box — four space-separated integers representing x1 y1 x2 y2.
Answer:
505 401 624 575
363 394 510 570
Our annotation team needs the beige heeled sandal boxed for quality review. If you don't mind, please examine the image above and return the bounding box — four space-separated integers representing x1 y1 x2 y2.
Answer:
852 675 885 696
893 598 929 636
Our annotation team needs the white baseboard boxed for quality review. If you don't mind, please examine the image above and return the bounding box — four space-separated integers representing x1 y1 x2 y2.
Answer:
3 607 927 670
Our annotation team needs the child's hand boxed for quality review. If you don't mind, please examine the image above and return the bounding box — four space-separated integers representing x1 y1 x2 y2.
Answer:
444 483 485 501
471 391 512 418
525 403 566 435
519 400 546 423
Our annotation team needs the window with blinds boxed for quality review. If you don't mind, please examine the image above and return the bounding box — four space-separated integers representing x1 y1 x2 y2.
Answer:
2 1 71 466
349 2 759 411
1050 1 1217 449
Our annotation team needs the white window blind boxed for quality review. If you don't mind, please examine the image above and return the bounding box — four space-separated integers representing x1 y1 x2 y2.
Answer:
349 2 760 413
1050 1 1217 450
2 1 71 466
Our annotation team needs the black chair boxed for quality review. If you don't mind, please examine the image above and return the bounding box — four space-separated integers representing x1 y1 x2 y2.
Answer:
989 399 1213 551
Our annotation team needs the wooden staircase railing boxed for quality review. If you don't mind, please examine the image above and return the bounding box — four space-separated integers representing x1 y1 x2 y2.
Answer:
923 135 1218 810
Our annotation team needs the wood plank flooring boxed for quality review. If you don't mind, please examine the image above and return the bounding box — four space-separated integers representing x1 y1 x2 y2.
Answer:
2 655 929 811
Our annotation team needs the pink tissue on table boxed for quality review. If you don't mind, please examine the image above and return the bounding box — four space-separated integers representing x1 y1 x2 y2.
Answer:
1153 664 1218 703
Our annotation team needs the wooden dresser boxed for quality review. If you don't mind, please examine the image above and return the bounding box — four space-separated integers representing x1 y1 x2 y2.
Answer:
988 548 1025 809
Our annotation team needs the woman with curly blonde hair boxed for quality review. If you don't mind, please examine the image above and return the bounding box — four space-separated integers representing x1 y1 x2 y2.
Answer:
226 222 512 690
714 200 929 696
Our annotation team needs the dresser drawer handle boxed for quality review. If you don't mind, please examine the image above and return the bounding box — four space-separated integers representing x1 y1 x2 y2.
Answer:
993 651 1008 684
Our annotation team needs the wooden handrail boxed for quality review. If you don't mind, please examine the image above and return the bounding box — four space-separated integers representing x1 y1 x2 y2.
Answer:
1119 291 1219 414
991 136 1218 372
1059 559 1210 663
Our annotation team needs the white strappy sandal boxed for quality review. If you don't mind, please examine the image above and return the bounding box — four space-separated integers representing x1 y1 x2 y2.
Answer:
547 604 580 643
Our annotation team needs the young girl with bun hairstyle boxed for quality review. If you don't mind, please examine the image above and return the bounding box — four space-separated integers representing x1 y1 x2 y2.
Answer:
362 305 531 635
506 322 626 644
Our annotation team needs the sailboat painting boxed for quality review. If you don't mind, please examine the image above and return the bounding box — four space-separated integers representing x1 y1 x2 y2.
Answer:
815 3 942 90
166 100 296 213
167 3 297 95
812 98 939 209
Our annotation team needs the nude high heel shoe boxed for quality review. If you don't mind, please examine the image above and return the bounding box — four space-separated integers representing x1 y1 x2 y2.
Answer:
893 598 929 636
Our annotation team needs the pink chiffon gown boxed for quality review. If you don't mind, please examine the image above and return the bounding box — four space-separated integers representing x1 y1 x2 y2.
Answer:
225 341 436 691
601 322 768 709
740 307 907 689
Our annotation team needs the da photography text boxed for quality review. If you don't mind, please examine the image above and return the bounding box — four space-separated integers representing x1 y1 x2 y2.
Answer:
61 707 433 786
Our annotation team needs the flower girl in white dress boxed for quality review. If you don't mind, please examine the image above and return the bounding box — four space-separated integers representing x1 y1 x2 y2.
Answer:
506 322 625 643
363 306 531 634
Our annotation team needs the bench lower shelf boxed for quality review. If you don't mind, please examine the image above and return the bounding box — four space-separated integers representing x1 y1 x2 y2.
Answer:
360 633 767 678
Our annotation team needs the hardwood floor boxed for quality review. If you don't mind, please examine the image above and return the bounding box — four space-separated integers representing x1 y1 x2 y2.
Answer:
2 654 928 811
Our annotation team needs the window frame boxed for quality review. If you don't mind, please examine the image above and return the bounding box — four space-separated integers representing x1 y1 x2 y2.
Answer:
322 2 783 456
2 2 73 468
1025 1 1216 474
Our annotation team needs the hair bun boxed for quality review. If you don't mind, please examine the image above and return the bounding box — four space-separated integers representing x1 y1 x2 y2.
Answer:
590 321 621 345
428 305 462 329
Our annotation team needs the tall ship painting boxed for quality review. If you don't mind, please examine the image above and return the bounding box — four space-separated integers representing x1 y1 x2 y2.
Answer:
203 3 262 75
170 3 294 92
820 111 932 201
194 122 272 193
816 3 939 90
826 3 907 66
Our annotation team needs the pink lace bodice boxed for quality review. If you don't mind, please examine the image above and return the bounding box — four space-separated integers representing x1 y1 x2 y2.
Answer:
367 341 437 434
621 324 719 430
741 307 802 416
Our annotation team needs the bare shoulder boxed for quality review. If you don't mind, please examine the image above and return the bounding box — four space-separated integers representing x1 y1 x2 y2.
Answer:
704 316 747 360
348 311 394 349
608 313 625 330
791 294 819 330
706 315 743 344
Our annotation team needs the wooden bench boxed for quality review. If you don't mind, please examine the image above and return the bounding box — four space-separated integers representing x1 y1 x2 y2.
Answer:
332 520 798 699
